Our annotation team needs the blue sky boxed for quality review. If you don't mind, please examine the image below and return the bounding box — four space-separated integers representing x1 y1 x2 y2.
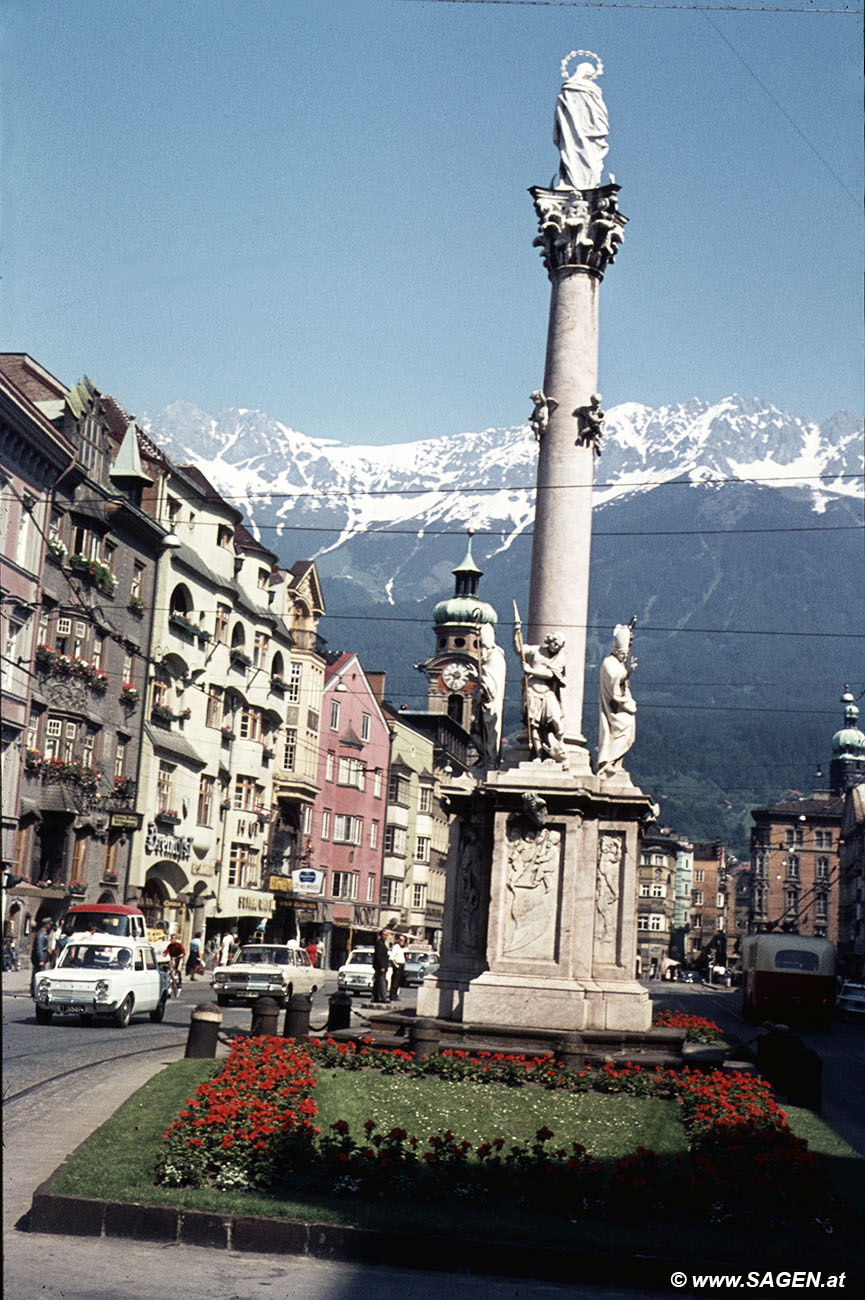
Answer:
4 0 862 444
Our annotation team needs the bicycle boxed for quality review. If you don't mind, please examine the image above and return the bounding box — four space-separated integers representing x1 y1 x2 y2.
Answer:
168 962 182 998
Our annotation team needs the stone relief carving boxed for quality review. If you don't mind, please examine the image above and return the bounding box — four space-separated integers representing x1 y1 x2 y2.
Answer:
455 819 485 954
574 393 605 457
595 832 624 964
531 186 627 281
504 816 561 960
529 390 558 442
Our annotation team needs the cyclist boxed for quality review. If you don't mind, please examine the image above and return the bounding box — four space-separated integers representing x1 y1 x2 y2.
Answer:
166 934 185 993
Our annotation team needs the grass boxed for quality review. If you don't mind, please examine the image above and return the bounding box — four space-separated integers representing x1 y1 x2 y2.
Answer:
48 1060 863 1267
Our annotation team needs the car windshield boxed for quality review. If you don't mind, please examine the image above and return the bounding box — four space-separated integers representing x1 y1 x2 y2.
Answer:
59 944 134 969
64 912 129 937
347 952 373 966
236 946 291 964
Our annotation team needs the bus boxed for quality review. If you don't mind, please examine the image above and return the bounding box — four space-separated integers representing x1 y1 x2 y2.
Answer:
62 903 147 941
740 933 835 1029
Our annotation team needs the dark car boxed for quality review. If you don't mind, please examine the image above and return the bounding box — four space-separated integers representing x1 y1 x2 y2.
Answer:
678 969 703 984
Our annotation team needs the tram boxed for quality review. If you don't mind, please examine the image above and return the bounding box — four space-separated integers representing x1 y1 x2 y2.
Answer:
740 933 835 1029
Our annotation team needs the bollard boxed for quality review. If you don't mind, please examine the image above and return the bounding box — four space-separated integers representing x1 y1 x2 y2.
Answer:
327 990 352 1033
185 1003 222 1059
757 1026 802 1090
283 992 312 1040
250 995 280 1037
555 1032 586 1071
408 1018 440 1059
786 1046 822 1110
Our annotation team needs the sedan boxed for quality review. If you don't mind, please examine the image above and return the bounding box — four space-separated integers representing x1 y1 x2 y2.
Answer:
211 944 319 1007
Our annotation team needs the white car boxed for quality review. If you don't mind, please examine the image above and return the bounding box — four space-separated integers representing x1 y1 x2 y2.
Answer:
34 933 168 1027
211 943 319 1007
837 981 865 1019
337 946 376 996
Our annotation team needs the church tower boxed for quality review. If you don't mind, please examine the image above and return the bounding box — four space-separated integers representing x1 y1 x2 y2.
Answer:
417 534 497 734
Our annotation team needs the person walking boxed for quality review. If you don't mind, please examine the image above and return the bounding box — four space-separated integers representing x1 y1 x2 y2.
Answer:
389 935 405 1002
30 918 53 997
305 939 318 968
186 933 203 980
372 928 389 1003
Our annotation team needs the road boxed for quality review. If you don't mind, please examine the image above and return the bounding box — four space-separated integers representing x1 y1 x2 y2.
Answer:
3 971 862 1299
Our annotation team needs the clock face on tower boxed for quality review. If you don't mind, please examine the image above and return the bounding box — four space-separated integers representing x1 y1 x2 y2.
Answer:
441 661 472 691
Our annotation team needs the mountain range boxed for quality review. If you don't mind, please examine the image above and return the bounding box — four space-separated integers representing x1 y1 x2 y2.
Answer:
142 395 864 858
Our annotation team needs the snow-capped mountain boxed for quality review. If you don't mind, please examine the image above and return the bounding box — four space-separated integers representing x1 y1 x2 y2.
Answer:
143 394 863 854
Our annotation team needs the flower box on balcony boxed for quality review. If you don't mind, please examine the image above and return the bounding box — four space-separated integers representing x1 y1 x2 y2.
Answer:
69 554 117 596
25 748 43 771
45 537 67 564
220 727 236 742
101 871 118 885
68 883 87 897
151 704 174 726
270 675 285 693
169 610 198 637
155 809 181 825
230 649 252 669
120 685 139 705
128 595 147 616
91 672 109 694
41 758 100 790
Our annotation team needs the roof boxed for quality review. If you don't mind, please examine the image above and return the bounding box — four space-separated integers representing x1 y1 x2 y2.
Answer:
144 723 207 768
234 521 277 563
176 464 243 522
752 796 844 820
67 903 143 915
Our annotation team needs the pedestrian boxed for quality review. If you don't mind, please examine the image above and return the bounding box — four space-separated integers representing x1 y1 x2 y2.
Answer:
372 928 389 1003
389 935 405 1002
306 938 318 968
219 930 233 965
30 918 53 997
316 937 325 967
186 932 203 980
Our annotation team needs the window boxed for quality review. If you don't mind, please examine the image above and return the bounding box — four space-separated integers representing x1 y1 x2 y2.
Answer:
388 771 409 805
57 616 72 637
337 756 365 789
786 855 800 880
79 415 104 477
416 835 430 863
412 884 426 910
692 891 703 906
283 728 297 771
114 741 126 779
367 875 377 902
253 631 269 668
82 728 96 761
287 662 303 703
167 497 181 526
228 843 259 889
206 686 223 728
258 568 270 590
197 775 215 826
70 831 88 885
152 679 169 710
325 752 334 782
361 713 371 742
381 878 403 906
716 892 725 909
321 809 331 841
234 775 257 811
815 896 828 921
370 821 379 850
692 914 703 930
103 541 116 573
650 882 665 898
45 718 62 759
333 814 362 846
131 563 144 598
63 721 76 761
157 762 174 809
816 856 829 880
815 830 833 849
694 869 705 883
637 915 649 931
785 828 804 848
649 914 663 932
373 769 382 799
639 884 651 898
302 804 312 835
215 604 230 644
418 786 432 814
715 915 725 930
332 871 358 900
239 707 263 741
384 825 407 857
217 525 232 549
329 699 340 731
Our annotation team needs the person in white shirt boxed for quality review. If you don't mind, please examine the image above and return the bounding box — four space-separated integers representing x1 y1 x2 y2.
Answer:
389 937 406 1002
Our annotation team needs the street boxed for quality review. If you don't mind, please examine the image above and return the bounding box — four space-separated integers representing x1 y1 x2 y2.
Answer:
3 972 863 1299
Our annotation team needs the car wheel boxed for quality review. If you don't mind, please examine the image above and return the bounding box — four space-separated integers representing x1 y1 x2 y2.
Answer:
114 994 134 1028
149 994 167 1023
35 1005 53 1025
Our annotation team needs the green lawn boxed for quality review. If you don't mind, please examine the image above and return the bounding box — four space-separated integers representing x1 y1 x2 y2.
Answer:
48 1060 862 1266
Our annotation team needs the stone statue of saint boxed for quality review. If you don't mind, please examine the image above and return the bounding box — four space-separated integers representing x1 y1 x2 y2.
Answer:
477 622 506 769
553 52 609 191
597 622 637 779
513 616 567 763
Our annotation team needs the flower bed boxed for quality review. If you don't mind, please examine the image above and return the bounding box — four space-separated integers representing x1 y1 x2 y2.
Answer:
652 1009 726 1044
155 1033 849 1234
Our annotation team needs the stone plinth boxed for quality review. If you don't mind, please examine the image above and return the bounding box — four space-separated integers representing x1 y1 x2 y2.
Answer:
417 765 652 1032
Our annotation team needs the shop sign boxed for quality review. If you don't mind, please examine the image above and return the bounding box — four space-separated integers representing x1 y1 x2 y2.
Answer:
291 867 324 895
110 812 142 829
268 874 293 893
144 821 192 862
238 894 274 914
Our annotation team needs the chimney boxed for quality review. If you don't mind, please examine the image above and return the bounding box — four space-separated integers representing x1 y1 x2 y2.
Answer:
367 671 387 704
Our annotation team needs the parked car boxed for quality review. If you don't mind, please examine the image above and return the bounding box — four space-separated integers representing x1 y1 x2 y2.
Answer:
337 946 376 995
210 943 319 1007
33 933 168 1027
836 981 865 1019
678 969 703 984
403 949 440 987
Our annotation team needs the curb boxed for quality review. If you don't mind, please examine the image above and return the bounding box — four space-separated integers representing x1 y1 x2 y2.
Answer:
27 1179 861 1288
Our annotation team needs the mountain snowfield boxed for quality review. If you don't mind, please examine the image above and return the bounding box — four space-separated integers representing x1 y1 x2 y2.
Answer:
144 394 862 571
143 394 863 854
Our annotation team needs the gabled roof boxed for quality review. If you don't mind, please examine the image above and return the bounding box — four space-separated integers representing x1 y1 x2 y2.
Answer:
234 521 277 563
176 464 243 522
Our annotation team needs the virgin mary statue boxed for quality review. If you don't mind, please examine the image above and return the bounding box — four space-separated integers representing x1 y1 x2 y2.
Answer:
553 54 609 190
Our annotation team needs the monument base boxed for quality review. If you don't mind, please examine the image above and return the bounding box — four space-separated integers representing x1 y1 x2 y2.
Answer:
419 764 654 1034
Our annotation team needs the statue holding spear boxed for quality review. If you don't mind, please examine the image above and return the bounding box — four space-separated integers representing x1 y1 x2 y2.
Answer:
513 602 567 764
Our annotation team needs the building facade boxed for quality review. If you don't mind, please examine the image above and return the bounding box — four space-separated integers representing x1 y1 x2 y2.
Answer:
688 840 729 970
636 827 686 978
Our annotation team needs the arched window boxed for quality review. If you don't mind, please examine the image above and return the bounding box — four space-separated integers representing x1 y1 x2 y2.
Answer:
231 623 246 650
169 583 192 616
271 651 284 682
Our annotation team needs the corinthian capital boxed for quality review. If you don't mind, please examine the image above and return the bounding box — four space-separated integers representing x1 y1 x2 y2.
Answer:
530 184 627 281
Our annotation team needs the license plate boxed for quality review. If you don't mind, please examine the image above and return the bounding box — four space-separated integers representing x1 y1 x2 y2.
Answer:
61 1003 88 1014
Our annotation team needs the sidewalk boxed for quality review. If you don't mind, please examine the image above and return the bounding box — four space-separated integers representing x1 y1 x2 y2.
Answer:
2 966 32 997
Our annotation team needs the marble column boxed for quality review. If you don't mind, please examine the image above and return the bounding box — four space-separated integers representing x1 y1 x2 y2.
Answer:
526 184 627 762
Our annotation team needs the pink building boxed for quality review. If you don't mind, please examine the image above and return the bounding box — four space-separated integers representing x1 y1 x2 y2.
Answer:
306 653 391 968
